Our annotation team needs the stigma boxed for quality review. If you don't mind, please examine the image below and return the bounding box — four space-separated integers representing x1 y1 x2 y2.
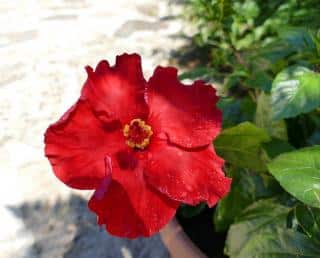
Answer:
123 118 153 149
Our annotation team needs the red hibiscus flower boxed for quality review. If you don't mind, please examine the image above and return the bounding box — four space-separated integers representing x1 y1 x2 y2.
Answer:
44 53 231 238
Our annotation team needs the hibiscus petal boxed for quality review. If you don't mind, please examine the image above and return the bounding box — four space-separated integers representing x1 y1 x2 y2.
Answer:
44 100 125 189
88 158 179 238
147 66 222 148
144 139 231 207
81 53 148 124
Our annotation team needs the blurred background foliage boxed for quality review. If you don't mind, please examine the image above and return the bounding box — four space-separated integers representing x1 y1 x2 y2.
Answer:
177 0 320 257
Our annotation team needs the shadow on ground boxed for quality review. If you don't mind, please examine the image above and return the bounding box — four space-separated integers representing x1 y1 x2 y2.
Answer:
9 195 169 258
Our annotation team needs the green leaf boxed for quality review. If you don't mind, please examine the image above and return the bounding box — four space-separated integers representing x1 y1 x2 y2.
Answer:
255 92 288 140
226 199 320 258
178 67 213 80
248 42 293 68
271 65 320 120
277 27 316 53
225 199 290 257
224 69 249 89
262 138 295 159
214 122 271 171
218 97 256 128
213 0 234 22
214 169 282 232
293 204 320 243
228 228 320 258
245 71 272 92
267 146 320 208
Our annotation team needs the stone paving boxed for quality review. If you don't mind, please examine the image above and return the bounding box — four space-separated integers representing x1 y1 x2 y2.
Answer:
0 1 187 257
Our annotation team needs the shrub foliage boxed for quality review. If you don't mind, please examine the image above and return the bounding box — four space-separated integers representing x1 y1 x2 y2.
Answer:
179 1 320 257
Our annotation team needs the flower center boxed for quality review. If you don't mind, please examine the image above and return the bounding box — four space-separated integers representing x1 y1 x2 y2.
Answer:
123 119 153 149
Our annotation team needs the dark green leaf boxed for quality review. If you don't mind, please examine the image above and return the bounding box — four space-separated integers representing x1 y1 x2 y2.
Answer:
217 97 256 128
245 71 272 92
248 42 293 68
262 138 295 159
267 146 320 208
293 204 320 243
178 203 206 218
223 69 249 89
277 27 316 52
271 65 320 120
178 67 213 80
214 169 282 232
214 122 270 171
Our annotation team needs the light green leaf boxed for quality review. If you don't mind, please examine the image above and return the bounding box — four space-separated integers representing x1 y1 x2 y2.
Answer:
267 146 320 208
226 200 320 258
271 65 320 120
255 92 288 140
225 199 290 257
214 122 270 171
228 228 320 258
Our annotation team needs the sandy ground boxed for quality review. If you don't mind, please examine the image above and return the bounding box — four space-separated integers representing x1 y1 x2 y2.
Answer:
0 1 187 257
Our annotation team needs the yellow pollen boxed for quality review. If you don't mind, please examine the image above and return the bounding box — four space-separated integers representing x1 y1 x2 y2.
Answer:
123 118 153 149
